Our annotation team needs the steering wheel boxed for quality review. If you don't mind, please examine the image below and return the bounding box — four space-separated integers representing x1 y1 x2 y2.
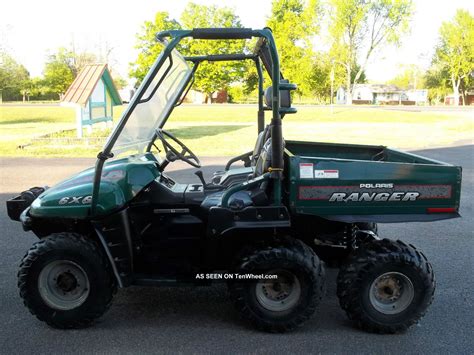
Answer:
155 128 201 168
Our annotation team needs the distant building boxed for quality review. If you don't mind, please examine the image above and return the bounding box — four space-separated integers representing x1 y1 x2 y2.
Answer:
184 89 228 104
336 84 428 105
406 89 428 105
61 64 121 138
444 90 474 105
118 86 135 103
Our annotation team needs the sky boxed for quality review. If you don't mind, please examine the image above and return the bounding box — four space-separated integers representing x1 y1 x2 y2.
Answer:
1 0 473 83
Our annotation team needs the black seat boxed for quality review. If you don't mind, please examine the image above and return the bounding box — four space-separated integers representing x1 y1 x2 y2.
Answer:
211 125 271 185
250 125 271 166
200 190 254 211
201 138 274 211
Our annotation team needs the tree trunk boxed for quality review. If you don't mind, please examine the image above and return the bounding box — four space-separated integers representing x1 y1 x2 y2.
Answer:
345 66 352 105
0 89 3 104
452 76 460 106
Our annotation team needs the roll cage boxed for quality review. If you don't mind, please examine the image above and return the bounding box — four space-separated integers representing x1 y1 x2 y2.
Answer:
91 27 297 215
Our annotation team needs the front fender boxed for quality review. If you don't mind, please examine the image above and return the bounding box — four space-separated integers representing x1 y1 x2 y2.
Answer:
30 182 127 218
29 154 159 219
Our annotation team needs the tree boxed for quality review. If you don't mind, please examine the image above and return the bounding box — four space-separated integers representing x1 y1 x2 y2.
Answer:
307 52 343 103
129 12 181 82
112 75 128 90
328 0 413 104
433 9 474 105
43 48 97 99
130 4 247 101
43 48 75 99
19 78 33 102
267 0 320 97
0 51 29 103
388 64 425 90
179 3 246 101
424 64 451 104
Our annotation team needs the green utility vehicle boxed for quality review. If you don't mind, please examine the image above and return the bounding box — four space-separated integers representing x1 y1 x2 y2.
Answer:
7 28 461 333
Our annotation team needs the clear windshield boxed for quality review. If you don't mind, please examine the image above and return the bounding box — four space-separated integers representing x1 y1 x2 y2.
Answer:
112 49 192 155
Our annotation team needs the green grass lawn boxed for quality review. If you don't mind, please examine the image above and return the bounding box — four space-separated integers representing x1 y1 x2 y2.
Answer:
0 104 472 157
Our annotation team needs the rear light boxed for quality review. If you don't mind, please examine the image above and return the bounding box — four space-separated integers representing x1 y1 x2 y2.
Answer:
427 207 457 213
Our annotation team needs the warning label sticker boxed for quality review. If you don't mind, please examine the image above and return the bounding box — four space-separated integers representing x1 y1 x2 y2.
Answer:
314 170 339 179
299 163 314 178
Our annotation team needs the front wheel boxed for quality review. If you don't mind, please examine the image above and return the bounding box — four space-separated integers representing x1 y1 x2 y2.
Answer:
18 233 116 329
337 238 435 333
229 239 325 332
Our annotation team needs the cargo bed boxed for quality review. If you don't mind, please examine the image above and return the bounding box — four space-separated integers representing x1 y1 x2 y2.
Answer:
285 141 462 223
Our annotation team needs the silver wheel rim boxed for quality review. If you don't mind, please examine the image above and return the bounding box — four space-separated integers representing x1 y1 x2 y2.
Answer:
38 260 90 310
369 272 414 315
255 270 301 312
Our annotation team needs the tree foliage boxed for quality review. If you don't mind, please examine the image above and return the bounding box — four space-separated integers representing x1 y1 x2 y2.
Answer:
388 64 425 90
267 0 320 96
180 3 246 99
328 0 413 104
129 4 247 100
433 9 474 105
0 51 30 102
424 64 451 104
129 12 180 82
43 48 75 98
307 52 342 103
43 48 98 98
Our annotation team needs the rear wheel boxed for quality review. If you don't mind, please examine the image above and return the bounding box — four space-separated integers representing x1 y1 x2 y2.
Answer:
229 239 325 332
337 238 435 333
18 233 116 329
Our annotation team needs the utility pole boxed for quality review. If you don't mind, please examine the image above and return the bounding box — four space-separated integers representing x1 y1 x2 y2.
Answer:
330 60 335 114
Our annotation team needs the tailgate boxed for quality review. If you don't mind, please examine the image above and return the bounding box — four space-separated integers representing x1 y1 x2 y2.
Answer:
287 148 462 223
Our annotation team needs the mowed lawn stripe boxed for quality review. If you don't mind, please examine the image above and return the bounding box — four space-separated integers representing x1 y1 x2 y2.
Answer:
0 104 472 157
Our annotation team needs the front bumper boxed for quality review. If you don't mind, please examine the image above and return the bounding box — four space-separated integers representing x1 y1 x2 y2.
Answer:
19 208 33 231
6 195 31 221
6 186 46 223
6 198 33 231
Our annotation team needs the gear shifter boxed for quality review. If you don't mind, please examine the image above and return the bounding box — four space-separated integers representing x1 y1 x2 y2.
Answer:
194 170 223 191
194 170 207 186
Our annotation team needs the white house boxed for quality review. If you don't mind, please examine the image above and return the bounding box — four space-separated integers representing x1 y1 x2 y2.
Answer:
336 84 428 105
406 89 428 104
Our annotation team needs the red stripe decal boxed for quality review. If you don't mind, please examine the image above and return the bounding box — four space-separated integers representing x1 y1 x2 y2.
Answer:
427 207 456 213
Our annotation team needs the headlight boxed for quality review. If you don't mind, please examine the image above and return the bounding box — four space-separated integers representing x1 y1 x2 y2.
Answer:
31 198 41 208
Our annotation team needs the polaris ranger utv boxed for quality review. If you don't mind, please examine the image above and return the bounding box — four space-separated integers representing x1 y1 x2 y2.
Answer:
7 28 462 333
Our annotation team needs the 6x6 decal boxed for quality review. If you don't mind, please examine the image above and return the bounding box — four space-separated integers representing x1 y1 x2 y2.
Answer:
58 196 92 205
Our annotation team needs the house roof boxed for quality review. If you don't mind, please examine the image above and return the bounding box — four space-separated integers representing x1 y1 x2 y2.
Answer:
353 83 402 93
62 64 121 107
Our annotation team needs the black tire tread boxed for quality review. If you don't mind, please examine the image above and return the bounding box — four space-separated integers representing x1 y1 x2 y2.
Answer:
337 238 435 334
230 237 325 333
18 233 117 329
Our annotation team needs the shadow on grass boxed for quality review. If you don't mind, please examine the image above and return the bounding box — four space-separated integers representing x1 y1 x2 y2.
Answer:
167 125 251 139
